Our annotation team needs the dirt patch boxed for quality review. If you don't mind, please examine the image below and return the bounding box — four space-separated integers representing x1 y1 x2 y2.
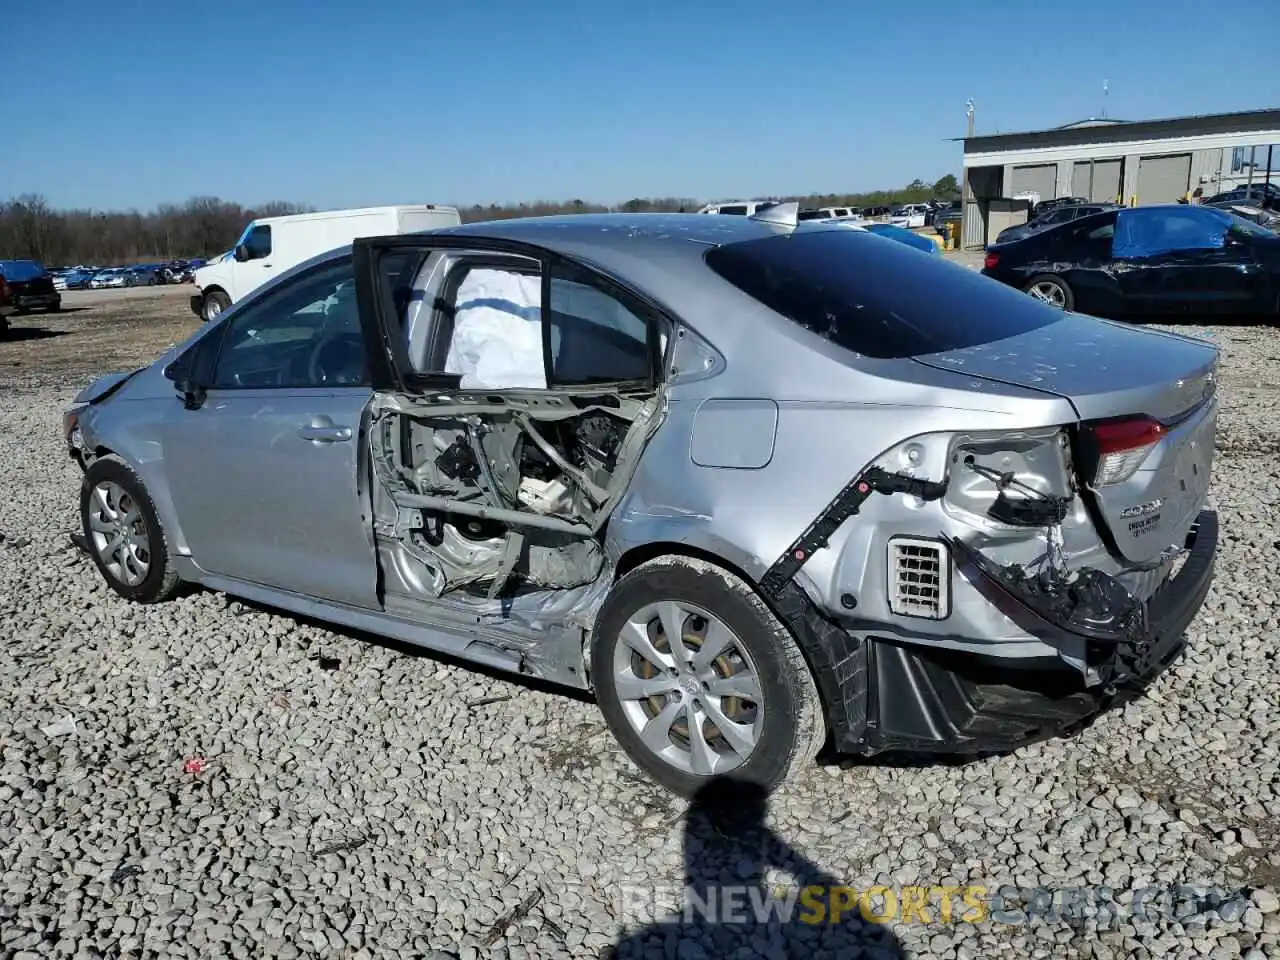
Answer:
0 286 201 390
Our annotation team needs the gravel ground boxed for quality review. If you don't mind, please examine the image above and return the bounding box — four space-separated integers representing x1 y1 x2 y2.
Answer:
2 291 1279 959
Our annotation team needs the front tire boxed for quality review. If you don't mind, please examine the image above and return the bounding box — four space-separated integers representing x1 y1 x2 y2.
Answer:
80 456 180 603
591 557 824 798
202 290 230 322
1024 273 1075 310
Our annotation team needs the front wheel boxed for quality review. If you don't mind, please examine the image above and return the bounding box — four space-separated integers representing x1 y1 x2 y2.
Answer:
202 290 230 322
80 456 180 603
591 557 825 798
1024 273 1075 310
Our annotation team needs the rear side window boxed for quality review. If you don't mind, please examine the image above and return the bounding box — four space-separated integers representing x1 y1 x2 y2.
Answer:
718 205 748 215
704 230 1062 359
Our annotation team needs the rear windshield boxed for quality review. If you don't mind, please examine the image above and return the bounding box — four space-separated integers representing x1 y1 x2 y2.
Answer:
703 229 1062 359
0 260 47 281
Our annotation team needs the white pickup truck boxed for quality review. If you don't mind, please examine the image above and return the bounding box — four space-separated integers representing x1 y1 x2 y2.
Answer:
191 204 461 321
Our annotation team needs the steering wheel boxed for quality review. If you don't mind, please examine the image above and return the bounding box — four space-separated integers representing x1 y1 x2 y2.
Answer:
307 332 366 385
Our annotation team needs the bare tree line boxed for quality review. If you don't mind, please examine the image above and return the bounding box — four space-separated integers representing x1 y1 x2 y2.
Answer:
1 175 958 266
0 196 313 267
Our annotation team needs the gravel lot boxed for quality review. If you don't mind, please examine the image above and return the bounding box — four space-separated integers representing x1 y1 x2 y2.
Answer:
2 287 1279 959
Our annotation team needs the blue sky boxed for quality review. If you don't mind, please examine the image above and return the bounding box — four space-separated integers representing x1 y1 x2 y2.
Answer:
5 0 1277 211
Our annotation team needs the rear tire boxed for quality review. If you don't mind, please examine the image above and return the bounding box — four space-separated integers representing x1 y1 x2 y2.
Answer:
202 290 230 322
1024 273 1075 311
591 556 825 798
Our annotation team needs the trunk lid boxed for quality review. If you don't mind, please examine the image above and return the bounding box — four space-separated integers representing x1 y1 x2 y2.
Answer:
913 313 1219 564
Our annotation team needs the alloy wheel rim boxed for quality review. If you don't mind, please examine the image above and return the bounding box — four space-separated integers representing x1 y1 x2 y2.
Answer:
613 600 764 776
205 300 222 320
87 481 151 587
1029 281 1066 308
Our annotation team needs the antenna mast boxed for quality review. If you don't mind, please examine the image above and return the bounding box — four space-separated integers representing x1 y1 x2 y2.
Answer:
1101 79 1110 119
966 98 975 137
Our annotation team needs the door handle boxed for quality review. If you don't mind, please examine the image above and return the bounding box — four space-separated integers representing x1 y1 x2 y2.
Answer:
298 424 352 443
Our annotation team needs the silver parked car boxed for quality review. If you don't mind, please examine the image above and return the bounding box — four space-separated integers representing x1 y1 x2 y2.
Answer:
64 208 1220 796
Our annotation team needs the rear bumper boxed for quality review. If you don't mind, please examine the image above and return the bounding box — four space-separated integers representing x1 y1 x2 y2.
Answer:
777 510 1218 756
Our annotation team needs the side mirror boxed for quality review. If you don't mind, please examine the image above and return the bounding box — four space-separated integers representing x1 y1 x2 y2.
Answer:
164 356 207 410
234 243 251 263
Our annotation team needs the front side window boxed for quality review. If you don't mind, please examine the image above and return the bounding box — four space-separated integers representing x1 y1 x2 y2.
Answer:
1114 207 1228 258
242 224 272 259
211 259 365 388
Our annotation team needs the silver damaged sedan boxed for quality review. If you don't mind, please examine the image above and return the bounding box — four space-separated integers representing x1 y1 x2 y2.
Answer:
64 208 1220 797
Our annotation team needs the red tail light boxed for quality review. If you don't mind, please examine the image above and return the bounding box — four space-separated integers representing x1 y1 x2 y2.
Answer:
983 252 1000 270
1088 417 1165 486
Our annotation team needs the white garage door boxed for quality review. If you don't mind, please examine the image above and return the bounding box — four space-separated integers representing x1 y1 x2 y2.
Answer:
1072 159 1123 203
1009 164 1058 202
1136 154 1191 205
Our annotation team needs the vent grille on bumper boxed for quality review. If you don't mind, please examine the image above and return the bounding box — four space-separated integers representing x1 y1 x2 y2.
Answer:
888 537 950 619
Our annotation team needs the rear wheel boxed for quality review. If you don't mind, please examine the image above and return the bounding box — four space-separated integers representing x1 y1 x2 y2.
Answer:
1024 273 1075 310
591 557 824 798
202 290 230 322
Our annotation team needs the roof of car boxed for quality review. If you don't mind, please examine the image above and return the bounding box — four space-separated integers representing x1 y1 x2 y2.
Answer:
442 212 801 254
426 213 858 329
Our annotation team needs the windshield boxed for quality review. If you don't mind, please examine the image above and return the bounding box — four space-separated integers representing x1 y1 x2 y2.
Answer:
704 229 1062 359
0 260 47 281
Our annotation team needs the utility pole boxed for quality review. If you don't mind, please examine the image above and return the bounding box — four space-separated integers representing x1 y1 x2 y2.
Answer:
1101 79 1110 119
966 99 975 138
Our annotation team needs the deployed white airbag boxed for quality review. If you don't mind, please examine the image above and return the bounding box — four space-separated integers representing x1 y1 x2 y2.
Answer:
445 269 545 389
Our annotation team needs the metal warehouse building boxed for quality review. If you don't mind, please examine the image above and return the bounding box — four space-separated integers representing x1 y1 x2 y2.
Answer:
959 107 1280 248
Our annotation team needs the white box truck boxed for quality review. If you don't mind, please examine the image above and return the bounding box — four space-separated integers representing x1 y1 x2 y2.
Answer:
191 204 462 321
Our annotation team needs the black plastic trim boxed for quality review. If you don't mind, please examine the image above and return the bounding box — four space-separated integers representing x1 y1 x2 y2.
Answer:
761 466 948 597
772 510 1217 756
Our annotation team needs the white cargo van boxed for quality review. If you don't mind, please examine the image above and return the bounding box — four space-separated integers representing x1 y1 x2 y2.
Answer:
191 204 461 321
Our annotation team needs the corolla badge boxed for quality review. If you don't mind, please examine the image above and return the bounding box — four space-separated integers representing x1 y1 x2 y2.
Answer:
1121 498 1164 519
